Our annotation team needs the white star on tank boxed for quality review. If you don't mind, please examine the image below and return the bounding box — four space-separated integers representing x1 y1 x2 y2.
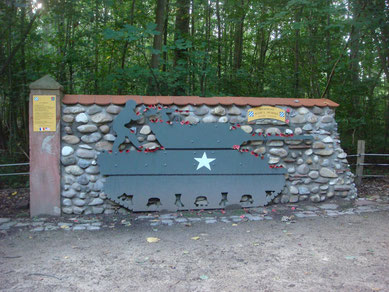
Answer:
194 152 216 171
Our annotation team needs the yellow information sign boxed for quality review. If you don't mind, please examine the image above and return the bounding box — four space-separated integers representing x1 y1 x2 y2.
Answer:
247 106 286 122
33 95 57 132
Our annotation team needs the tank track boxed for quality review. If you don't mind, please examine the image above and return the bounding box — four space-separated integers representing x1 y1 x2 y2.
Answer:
104 175 285 212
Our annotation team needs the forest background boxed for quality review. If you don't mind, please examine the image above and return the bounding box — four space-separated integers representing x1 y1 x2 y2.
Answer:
0 0 388 186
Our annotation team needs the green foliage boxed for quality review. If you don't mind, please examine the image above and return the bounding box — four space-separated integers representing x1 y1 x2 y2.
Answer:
0 0 388 161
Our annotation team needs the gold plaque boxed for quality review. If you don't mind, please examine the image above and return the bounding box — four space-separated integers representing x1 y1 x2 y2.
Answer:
247 106 286 122
33 95 57 132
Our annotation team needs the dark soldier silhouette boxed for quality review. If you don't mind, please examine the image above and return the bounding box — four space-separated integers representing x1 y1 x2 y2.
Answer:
112 100 142 151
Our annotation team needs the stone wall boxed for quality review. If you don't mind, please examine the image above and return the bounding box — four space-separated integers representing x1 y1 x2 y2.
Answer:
60 102 356 215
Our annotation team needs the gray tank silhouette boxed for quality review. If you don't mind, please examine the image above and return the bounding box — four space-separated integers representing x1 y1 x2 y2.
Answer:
97 101 311 212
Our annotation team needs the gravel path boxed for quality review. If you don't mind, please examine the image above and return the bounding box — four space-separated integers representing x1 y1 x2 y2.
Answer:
1 209 388 292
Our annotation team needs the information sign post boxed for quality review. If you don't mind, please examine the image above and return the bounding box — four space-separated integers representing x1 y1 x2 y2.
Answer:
29 75 62 216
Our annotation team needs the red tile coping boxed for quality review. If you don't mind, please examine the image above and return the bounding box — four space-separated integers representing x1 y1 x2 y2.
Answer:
63 95 339 108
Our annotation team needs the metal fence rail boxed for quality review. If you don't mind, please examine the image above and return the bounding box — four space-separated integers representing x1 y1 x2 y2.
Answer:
0 163 30 167
0 172 30 176
0 162 30 176
351 140 388 185
348 153 389 157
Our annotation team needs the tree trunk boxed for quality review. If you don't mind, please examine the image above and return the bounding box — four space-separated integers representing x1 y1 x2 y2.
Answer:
326 0 331 99
190 0 195 94
216 0 222 85
68 13 75 93
6 1 15 152
293 6 303 98
233 0 246 71
94 0 99 93
151 0 166 70
162 0 169 73
257 27 269 94
200 1 211 96
349 0 363 108
307 11 320 98
148 0 166 94
229 22 234 80
173 0 190 95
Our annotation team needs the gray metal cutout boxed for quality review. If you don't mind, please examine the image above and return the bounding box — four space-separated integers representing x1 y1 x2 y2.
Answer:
112 100 143 150
98 150 286 175
98 100 312 211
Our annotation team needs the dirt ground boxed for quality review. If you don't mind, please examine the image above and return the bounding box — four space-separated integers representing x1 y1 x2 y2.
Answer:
0 178 388 291
0 210 388 292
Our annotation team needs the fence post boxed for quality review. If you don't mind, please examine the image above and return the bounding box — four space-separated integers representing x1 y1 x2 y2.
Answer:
356 140 365 186
29 75 62 216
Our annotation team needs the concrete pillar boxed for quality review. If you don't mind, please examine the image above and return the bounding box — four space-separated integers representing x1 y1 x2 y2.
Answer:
29 75 62 216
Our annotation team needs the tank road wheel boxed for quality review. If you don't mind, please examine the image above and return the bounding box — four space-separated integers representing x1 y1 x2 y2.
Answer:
132 193 178 212
179 191 224 210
